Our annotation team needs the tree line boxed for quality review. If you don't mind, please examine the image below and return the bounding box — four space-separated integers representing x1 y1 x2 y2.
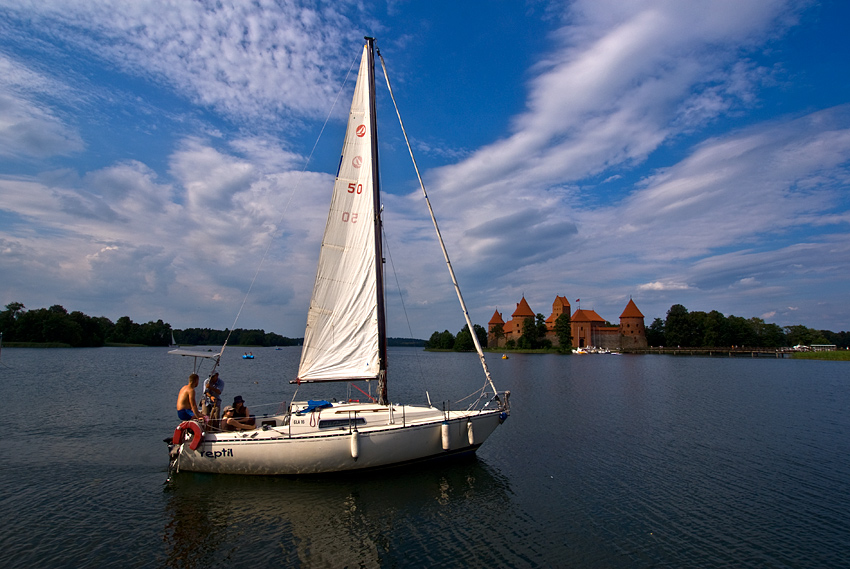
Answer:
425 303 849 352
648 304 848 348
425 324 489 351
0 302 301 347
177 328 300 347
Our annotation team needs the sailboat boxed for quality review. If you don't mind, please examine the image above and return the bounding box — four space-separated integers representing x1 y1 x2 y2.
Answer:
167 38 510 475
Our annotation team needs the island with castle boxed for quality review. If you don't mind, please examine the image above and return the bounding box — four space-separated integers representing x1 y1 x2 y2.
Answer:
487 296 648 350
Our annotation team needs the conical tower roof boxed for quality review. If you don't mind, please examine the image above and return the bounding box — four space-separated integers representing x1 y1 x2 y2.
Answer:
512 297 535 318
620 298 644 318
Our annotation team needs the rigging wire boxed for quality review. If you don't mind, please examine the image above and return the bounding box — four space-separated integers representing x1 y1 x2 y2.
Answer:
376 43 498 398
381 224 432 406
219 56 359 357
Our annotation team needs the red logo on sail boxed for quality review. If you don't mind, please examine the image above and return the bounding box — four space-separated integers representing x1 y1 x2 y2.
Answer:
352 156 363 168
356 124 367 137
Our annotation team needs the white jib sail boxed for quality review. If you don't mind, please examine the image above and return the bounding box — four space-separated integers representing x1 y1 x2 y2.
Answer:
297 44 380 382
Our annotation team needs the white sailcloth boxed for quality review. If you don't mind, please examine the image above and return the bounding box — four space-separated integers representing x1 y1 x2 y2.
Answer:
297 45 379 382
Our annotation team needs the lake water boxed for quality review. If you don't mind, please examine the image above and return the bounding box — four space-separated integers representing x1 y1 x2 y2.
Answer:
2 347 849 568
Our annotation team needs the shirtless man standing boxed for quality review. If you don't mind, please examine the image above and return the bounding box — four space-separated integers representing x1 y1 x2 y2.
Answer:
176 373 201 421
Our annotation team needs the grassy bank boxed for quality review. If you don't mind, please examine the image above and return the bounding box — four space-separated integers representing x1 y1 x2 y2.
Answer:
790 351 850 361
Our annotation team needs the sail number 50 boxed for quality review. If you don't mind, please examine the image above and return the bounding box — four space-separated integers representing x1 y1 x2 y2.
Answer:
347 183 363 194
341 212 359 223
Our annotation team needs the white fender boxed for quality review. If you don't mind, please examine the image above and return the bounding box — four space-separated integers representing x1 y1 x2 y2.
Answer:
467 419 475 446
350 429 360 460
441 421 450 451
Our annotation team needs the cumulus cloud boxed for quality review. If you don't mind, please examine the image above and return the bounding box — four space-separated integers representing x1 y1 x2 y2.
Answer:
638 281 692 292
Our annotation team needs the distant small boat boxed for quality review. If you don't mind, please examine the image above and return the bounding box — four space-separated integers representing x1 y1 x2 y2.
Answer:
242 354 255 359
502 354 509 359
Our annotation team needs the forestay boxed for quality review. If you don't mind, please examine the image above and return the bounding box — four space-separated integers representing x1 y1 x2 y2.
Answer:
296 44 380 383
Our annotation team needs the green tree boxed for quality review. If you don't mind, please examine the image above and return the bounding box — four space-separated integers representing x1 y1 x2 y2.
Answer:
784 325 828 346
748 317 786 348
473 324 487 349
15 308 49 342
554 312 572 352
821 330 849 349
437 330 455 350
519 316 539 349
0 302 25 340
489 323 504 348
702 310 729 347
727 315 757 347
44 308 83 346
5 301 25 318
454 324 474 352
665 304 689 347
536 313 549 346
109 316 134 344
761 322 786 347
686 311 708 347
646 317 665 346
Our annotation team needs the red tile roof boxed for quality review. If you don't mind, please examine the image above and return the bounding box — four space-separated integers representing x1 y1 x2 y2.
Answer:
489 310 505 325
572 309 606 323
512 297 535 318
620 299 644 318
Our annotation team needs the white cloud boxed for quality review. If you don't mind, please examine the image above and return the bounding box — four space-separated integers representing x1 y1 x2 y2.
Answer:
638 281 691 292
0 90 83 159
0 0 365 125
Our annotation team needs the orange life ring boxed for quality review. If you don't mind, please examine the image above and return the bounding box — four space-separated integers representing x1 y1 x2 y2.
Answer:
172 420 204 450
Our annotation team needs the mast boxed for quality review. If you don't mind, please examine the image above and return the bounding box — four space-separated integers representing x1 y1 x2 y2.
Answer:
366 37 388 405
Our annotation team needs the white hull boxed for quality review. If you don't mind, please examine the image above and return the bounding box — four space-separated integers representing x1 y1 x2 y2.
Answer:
172 403 506 475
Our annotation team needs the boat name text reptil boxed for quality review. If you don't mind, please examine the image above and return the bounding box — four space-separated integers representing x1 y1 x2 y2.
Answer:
200 449 233 459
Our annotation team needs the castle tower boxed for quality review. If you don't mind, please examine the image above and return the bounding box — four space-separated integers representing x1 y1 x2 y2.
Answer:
545 296 571 345
619 298 647 348
502 296 535 344
488 310 505 348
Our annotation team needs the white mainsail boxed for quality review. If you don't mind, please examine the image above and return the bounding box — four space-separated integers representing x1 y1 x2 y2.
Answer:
297 45 380 382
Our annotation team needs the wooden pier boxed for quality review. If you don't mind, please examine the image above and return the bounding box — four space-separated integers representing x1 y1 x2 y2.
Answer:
623 347 793 358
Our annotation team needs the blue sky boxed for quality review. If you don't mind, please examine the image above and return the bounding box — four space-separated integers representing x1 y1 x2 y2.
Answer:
1 0 848 338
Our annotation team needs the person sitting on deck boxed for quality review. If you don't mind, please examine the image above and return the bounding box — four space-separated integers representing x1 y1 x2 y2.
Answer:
176 373 201 421
221 406 255 431
232 395 256 426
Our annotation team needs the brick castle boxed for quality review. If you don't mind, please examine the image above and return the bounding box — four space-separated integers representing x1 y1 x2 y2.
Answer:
487 296 647 350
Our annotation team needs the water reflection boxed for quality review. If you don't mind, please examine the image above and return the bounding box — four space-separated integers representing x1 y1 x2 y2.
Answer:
162 456 512 567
